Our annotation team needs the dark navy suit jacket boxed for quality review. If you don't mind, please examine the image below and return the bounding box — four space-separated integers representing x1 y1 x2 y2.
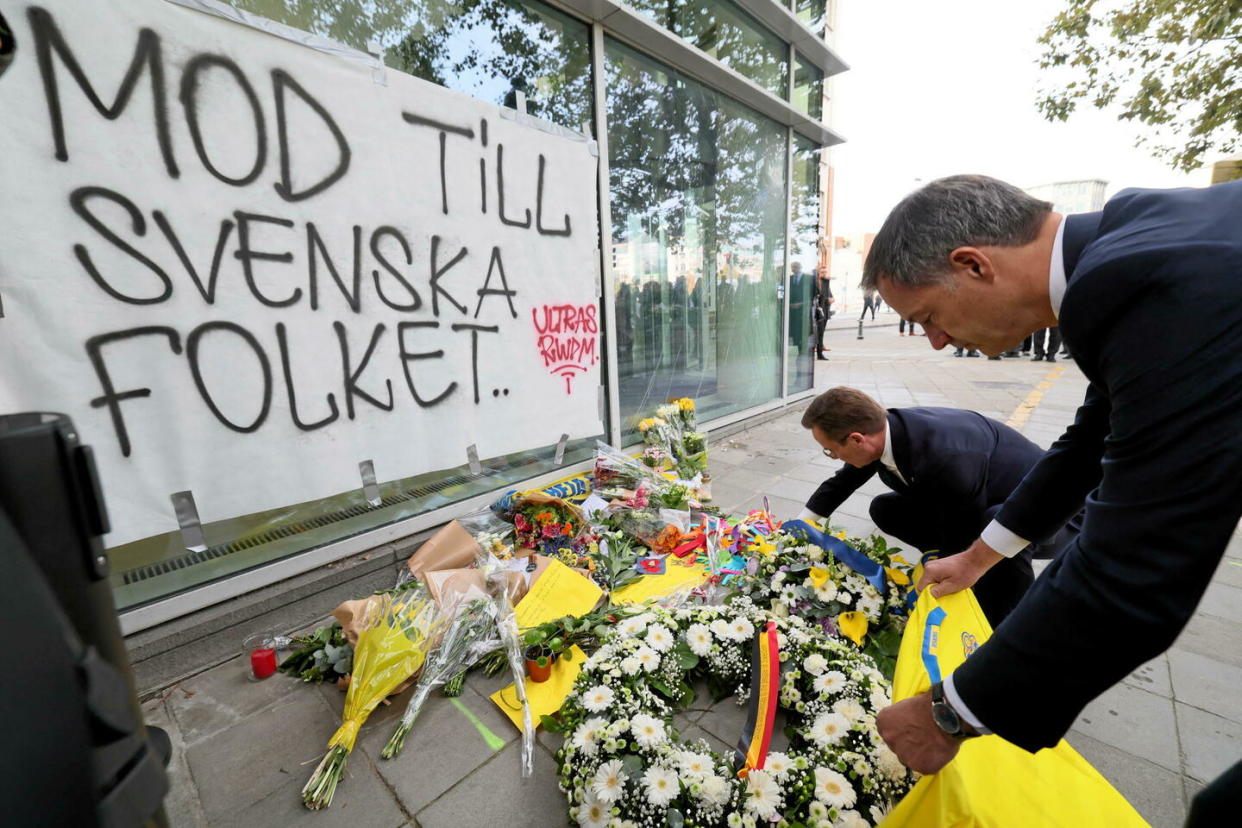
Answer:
806 408 1045 547
954 181 1242 751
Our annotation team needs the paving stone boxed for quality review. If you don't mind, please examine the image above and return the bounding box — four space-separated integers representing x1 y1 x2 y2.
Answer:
680 724 732 757
1065 730 1186 828
697 695 751 746
783 462 832 485
1121 653 1171 699
358 686 516 814
170 656 306 747
183 689 340 823
143 697 207 828
1211 556 1242 590
766 474 817 503
706 478 761 513
1073 682 1180 772
1193 581 1242 625
416 740 566 828
1168 649 1242 725
1176 703 1242 784
1171 612 1242 670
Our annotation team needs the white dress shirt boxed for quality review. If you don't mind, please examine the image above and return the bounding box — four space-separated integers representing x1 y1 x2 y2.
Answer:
798 421 900 522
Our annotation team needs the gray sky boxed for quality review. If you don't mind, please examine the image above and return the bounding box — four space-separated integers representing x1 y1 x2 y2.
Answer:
828 0 1208 235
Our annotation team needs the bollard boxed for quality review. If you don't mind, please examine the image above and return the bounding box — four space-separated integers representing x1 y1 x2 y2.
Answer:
857 319 865 339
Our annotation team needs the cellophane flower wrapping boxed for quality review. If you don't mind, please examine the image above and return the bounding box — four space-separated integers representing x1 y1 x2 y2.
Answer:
303 585 444 808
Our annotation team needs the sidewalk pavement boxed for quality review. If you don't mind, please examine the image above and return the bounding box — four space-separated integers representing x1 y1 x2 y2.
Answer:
150 328 1239 827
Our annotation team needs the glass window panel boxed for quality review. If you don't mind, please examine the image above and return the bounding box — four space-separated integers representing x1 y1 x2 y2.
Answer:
796 0 828 35
787 134 821 394
793 52 823 120
621 0 789 98
606 38 786 436
227 0 594 131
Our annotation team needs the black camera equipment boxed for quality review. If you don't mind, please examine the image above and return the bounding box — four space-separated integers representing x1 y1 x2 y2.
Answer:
0 413 169 827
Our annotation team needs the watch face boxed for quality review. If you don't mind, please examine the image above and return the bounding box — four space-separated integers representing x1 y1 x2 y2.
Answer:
931 701 961 736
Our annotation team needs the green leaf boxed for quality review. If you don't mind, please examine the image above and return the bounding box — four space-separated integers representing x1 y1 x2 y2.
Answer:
620 754 644 778
666 808 685 828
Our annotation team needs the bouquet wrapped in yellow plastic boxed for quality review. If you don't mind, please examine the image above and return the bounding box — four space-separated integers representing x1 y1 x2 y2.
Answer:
302 585 444 809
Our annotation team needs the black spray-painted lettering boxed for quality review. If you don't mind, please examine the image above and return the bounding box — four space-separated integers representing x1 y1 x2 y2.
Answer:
233 211 301 307
179 53 266 187
334 321 394 419
429 235 468 317
370 226 421 312
272 69 351 202
275 321 340 431
396 321 455 407
186 321 273 433
451 322 500 403
152 211 235 305
307 222 362 313
475 246 517 319
86 326 183 457
70 186 173 305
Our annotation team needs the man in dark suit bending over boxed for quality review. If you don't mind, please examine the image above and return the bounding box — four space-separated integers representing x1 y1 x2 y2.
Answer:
797 386 1077 627
869 175 1242 825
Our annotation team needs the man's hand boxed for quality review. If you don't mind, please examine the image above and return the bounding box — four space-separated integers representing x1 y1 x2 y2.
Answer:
876 691 962 774
916 538 1004 597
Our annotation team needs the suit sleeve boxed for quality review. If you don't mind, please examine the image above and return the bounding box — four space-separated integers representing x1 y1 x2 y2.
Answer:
951 265 1242 751
805 463 878 518
993 381 1109 543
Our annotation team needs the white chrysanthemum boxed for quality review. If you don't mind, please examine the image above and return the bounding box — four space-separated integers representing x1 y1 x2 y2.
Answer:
727 812 744 828
710 618 731 639
815 670 847 696
813 581 839 603
743 769 780 819
833 698 866 722
642 765 679 807
763 751 792 778
620 656 642 675
727 617 755 641
576 789 609 828
592 758 626 804
635 646 660 673
631 713 667 748
617 615 649 636
686 624 713 657
876 743 908 780
571 717 606 756
809 712 850 747
678 751 714 777
582 685 615 713
869 688 891 711
834 809 869 828
814 766 857 808
803 653 828 675
644 624 675 652
697 774 730 807
583 646 613 671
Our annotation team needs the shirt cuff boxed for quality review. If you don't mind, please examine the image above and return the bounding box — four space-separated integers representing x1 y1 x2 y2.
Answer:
980 519 1029 559
943 673 992 734
797 507 825 523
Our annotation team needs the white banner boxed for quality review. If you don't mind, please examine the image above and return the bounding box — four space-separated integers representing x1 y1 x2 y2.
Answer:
0 0 603 546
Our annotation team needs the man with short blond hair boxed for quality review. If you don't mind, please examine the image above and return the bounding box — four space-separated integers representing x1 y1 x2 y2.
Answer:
797 387 1076 627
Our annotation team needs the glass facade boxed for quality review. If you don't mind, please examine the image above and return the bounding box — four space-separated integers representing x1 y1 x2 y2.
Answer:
606 38 787 434
786 134 822 394
230 0 594 131
793 52 824 120
795 0 828 35
622 0 789 98
104 0 830 617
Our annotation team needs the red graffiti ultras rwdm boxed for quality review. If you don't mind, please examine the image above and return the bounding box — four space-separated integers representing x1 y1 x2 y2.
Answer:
532 303 599 394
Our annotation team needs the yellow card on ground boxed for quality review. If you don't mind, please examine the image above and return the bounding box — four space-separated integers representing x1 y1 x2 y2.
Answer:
491 644 585 732
513 559 602 629
611 561 708 605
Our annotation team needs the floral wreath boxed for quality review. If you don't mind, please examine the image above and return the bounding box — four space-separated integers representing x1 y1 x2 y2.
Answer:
555 598 914 828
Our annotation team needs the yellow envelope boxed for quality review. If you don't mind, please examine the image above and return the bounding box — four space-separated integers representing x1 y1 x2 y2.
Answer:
611 561 709 605
513 559 603 629
491 644 586 732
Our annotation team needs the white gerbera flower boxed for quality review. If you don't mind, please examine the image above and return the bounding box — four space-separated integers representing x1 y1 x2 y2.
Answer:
833 698 865 722
631 713 667 748
710 618 731 639
645 624 675 652
803 653 828 675
582 684 615 713
620 656 642 675
642 765 679 807
727 617 755 641
809 712 850 747
814 766 857 809
697 774 730 807
592 758 626 804
815 670 847 696
763 751 792 778
835 590 854 606
571 717 606 756
686 624 713 657
813 581 839 602
635 646 660 673
869 689 891 711
679 751 714 776
576 789 609 828
743 769 780 819
834 809 869 828
617 615 648 636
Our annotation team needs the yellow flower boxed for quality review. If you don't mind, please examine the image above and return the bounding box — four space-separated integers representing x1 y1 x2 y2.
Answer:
832 530 847 540
638 418 655 432
838 611 869 646
885 566 911 586
809 566 830 590
677 398 695 411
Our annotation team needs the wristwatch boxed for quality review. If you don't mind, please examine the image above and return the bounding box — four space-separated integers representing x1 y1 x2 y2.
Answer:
930 681 979 739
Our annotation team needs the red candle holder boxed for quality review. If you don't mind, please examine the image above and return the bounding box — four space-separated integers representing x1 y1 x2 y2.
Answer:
243 633 282 681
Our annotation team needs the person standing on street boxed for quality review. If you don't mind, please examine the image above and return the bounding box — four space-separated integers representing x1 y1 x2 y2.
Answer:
860 288 879 321
813 269 833 360
865 174 1242 826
